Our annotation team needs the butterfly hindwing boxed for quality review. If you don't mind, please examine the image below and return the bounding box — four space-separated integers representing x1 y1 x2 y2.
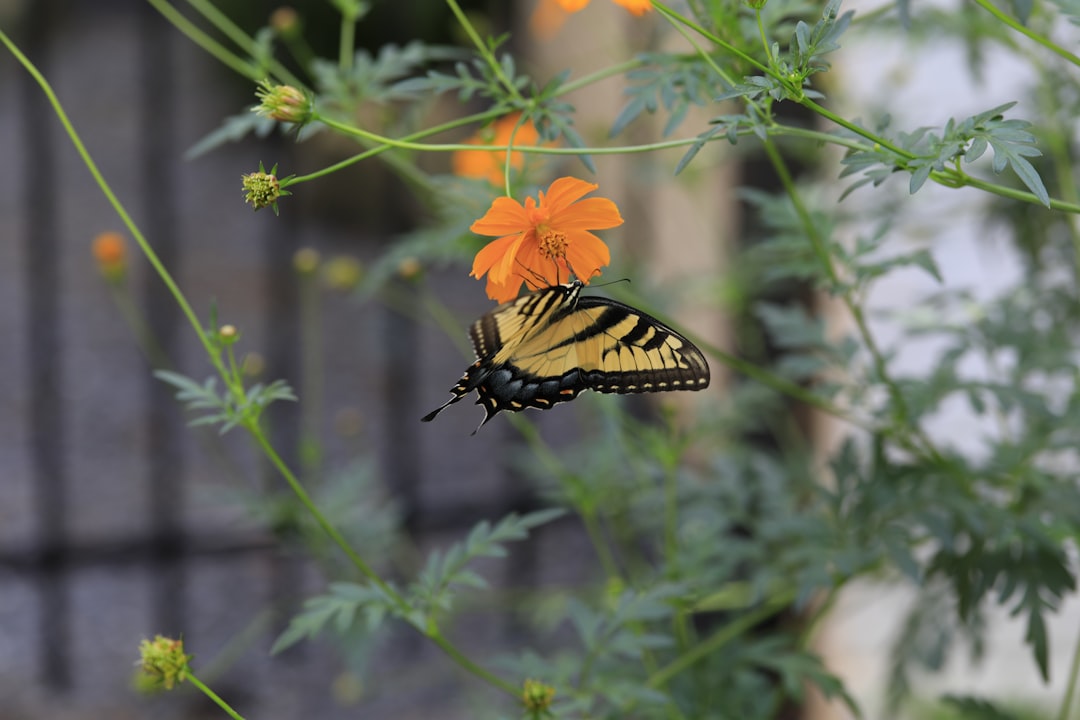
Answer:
421 282 710 432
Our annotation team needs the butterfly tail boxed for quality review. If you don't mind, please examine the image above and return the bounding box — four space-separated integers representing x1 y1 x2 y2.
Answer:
420 396 459 422
421 361 490 423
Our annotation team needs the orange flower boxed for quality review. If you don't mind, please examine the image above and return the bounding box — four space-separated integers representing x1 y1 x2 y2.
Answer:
555 0 651 13
92 231 126 280
452 113 543 186
531 0 652 38
470 177 623 302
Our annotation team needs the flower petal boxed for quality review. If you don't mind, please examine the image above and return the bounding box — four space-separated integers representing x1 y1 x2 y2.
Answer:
471 233 521 279
540 177 599 213
550 197 624 231
471 197 529 236
515 241 566 287
489 230 533 284
613 0 652 15
565 230 611 281
486 273 524 303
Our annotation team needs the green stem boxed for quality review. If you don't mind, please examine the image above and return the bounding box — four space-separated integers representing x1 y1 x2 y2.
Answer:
187 672 246 720
663 462 678 562
971 0 1080 69
285 107 507 186
509 418 623 580
312 112 710 157
760 138 946 461
799 97 914 161
245 421 406 604
646 591 794 689
445 0 523 101
755 8 773 64
280 29 318 76
298 267 323 484
937 168 1080 212
338 4 357 73
183 0 307 88
0 27 225 377
146 0 263 83
1057 618 1080 720
428 627 520 697
581 507 622 580
651 1 771 77
558 58 646 94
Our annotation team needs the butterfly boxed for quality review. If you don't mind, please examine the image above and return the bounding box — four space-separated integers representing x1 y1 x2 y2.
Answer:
421 281 710 432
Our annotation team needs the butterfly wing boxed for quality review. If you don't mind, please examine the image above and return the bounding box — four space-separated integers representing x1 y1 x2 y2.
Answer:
421 283 710 431
503 294 711 396
420 284 576 427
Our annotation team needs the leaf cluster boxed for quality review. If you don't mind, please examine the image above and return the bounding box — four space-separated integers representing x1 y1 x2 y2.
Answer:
839 102 1048 205
155 370 296 434
271 509 564 653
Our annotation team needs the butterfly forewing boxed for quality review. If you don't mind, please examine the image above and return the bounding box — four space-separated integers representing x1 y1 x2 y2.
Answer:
469 283 572 359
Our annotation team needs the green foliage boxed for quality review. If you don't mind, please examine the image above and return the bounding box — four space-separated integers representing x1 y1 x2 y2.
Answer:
155 370 296 434
82 0 1080 717
406 509 566 623
612 53 727 137
272 509 565 653
839 103 1049 204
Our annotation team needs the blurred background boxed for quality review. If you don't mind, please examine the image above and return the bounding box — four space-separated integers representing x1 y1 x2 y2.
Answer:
1 1 1079 719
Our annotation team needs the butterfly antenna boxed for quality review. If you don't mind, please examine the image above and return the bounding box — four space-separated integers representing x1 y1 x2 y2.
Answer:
514 258 553 290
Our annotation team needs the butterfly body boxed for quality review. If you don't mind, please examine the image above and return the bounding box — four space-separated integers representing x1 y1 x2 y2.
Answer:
422 281 710 432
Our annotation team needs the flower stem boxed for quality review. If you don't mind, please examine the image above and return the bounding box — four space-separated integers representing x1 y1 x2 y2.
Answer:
646 590 794 689
427 626 520 697
146 0 262 84
0 27 225 376
338 3 358 73
651 0 771 77
284 107 508 186
445 0 523 101
244 421 406 602
187 672 246 720
1057 620 1080 720
971 0 1080 69
183 0 303 88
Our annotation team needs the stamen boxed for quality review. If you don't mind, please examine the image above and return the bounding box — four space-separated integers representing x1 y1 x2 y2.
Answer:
538 229 568 259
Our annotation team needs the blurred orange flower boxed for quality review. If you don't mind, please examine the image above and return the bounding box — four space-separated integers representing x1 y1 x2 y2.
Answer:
470 177 623 302
531 0 652 38
92 231 127 280
452 113 543 186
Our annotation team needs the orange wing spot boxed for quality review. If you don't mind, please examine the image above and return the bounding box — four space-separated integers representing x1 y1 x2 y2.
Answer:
510 401 523 409
534 397 551 405
559 388 575 395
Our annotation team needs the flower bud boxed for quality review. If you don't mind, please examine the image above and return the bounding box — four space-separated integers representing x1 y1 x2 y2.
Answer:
522 679 555 712
254 81 313 126
136 635 191 691
270 7 300 36
92 231 127 281
242 165 283 212
242 352 266 377
322 255 364 291
218 324 239 343
397 257 422 280
293 247 321 275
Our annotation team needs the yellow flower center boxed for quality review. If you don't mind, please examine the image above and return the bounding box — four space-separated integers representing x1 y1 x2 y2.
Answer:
538 228 567 259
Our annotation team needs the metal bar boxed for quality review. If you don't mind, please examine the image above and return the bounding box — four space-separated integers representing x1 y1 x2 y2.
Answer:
20 0 69 691
139 2 185 637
